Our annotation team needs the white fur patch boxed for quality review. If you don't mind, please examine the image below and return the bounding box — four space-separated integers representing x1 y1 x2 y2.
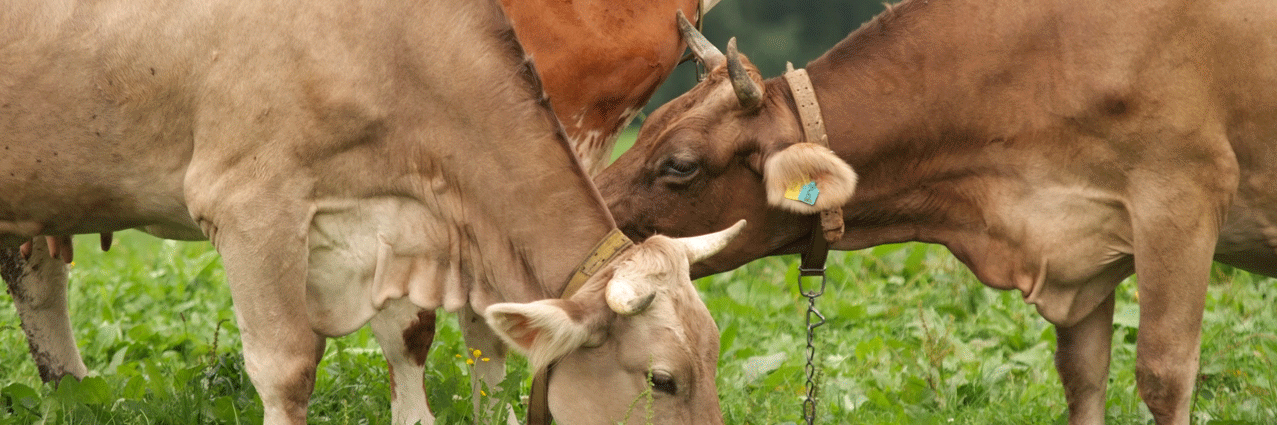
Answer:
484 301 590 370
763 143 857 214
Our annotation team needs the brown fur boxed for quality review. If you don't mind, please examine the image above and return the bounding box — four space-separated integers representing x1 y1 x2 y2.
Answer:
598 1 1277 424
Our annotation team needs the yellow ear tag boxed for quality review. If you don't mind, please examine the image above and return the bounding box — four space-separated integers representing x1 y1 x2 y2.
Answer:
783 182 805 200
784 181 820 206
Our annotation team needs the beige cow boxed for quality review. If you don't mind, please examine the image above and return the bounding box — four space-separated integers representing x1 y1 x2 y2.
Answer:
0 0 734 424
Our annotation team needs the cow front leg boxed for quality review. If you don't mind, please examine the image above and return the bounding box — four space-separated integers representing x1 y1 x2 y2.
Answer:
459 305 519 425
1134 255 1209 425
370 299 436 425
1055 292 1115 425
1 239 88 383
214 226 322 425
1128 178 1225 425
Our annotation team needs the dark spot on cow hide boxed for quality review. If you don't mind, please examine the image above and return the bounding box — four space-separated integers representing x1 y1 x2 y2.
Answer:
1105 98 1128 116
150 68 155 75
402 310 437 366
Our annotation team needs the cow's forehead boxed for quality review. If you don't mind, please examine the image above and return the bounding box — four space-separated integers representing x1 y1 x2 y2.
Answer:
642 72 739 142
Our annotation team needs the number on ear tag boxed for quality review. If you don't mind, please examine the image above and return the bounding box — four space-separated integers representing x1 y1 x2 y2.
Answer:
785 181 819 206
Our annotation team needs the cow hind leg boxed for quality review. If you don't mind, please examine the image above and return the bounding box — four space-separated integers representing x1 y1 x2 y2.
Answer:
459 305 519 425
1 239 88 383
1054 292 1115 425
370 300 436 425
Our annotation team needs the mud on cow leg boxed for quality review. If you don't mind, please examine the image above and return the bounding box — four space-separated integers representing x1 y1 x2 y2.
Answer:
2 239 88 383
370 300 437 425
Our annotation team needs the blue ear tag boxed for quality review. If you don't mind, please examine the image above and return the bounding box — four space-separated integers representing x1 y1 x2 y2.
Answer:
797 181 819 205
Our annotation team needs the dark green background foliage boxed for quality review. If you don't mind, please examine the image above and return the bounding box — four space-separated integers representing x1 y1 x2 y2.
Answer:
646 0 886 114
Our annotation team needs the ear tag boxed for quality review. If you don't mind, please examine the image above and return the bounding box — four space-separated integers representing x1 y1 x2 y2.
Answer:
784 181 820 205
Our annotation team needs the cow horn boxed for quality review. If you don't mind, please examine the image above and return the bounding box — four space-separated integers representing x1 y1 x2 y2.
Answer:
677 10 724 70
606 275 658 316
726 38 762 110
676 219 746 264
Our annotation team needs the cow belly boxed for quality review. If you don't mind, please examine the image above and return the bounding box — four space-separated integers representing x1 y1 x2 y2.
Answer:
1215 210 1277 277
305 196 465 337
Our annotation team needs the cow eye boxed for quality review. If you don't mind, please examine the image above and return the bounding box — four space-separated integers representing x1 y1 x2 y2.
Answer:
648 371 678 395
659 158 699 179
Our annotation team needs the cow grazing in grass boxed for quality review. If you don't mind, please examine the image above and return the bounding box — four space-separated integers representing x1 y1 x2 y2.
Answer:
2 0 723 391
502 0 720 176
596 1 1277 424
0 0 735 424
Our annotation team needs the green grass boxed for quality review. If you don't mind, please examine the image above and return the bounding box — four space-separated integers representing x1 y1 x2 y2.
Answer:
2 233 1275 424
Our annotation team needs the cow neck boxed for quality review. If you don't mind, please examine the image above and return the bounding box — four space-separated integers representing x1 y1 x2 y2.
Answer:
528 226 632 425
800 0 1004 251
782 63 845 248
422 45 623 305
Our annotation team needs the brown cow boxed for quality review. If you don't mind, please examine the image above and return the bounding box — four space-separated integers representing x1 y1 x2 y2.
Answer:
597 1 1277 424
502 0 720 176
0 0 735 424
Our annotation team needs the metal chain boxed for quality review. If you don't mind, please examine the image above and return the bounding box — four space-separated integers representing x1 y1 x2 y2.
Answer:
798 266 827 425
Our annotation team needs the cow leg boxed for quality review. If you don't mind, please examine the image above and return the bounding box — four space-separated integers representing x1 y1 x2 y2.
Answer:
1055 291 1115 425
1133 252 1210 425
213 225 322 425
369 299 436 425
1128 173 1227 425
459 305 519 425
1 239 88 383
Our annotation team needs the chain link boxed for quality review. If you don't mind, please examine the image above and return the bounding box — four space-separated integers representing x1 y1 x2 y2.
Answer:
798 267 827 425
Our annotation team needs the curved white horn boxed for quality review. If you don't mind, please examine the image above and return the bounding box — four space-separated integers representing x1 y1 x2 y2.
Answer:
677 220 746 264
606 275 657 316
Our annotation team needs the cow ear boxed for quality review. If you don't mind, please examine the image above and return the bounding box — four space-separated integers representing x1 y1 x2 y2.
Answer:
763 142 857 214
485 300 594 370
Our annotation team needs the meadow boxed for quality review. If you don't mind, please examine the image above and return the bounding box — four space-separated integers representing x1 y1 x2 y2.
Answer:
2 229 1275 424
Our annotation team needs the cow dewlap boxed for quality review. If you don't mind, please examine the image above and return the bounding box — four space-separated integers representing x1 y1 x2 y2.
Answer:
763 142 857 214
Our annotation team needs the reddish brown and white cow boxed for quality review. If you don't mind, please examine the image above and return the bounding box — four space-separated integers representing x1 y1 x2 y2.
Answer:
597 1 1277 424
0 0 734 424
503 0 719 176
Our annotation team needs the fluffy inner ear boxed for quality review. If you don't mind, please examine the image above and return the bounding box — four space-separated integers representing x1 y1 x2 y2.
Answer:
484 300 592 370
763 142 857 214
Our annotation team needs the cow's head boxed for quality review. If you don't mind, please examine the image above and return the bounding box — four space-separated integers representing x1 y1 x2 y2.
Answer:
596 18 857 278
484 221 744 425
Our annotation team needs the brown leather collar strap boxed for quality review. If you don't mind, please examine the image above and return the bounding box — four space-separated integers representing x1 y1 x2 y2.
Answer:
528 228 634 425
783 63 828 147
561 228 634 299
783 63 845 244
